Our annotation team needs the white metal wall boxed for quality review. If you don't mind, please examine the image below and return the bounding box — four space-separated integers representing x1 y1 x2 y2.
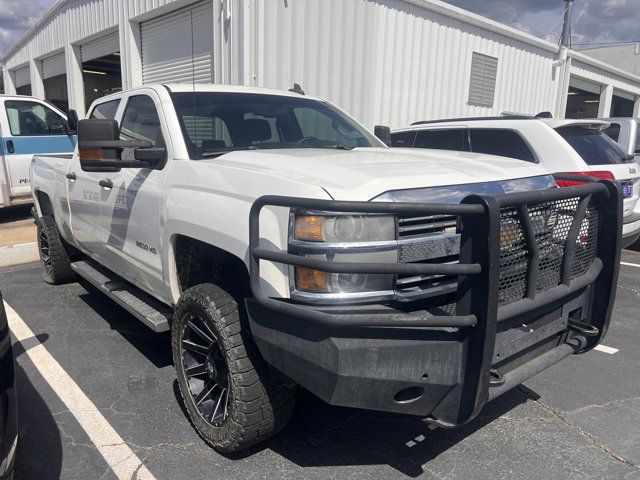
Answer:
240 0 563 128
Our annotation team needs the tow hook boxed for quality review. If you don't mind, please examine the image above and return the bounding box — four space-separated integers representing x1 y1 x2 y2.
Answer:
567 319 600 337
489 368 505 387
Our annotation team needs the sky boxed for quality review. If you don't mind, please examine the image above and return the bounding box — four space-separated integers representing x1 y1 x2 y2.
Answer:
0 0 639 54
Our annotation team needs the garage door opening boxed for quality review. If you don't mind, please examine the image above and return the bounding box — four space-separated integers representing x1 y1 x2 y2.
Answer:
44 74 68 111
13 66 31 96
82 54 122 107
565 86 600 119
42 53 68 110
81 32 121 107
611 94 634 117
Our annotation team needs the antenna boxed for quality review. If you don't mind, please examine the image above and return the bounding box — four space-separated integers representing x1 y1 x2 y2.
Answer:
190 10 197 145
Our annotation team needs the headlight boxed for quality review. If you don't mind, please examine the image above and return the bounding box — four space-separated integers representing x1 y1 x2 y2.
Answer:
291 213 396 300
294 214 395 243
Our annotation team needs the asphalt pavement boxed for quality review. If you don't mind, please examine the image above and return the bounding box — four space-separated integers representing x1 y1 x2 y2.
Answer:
1 252 640 480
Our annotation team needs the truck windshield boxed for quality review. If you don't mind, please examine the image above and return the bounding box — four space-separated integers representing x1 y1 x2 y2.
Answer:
555 126 632 165
171 92 383 159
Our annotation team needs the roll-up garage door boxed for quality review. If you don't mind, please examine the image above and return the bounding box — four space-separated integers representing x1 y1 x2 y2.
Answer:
42 53 66 79
569 76 601 95
13 66 30 88
141 1 213 84
81 32 119 62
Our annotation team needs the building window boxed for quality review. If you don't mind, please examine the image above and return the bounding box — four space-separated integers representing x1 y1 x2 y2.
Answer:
468 52 498 108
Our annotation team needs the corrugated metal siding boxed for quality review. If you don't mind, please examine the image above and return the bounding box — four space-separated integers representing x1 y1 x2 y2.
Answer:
570 58 640 96
13 66 30 87
2 0 186 70
141 1 214 84
241 0 562 128
81 31 119 62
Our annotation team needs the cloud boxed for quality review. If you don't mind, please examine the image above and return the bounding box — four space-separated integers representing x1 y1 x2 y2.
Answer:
442 0 640 45
0 0 56 53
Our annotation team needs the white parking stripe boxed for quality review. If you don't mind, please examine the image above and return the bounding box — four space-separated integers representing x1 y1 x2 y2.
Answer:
621 261 640 269
594 344 619 355
4 301 157 480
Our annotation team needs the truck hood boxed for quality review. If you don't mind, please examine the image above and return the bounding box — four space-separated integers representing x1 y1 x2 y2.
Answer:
204 147 552 200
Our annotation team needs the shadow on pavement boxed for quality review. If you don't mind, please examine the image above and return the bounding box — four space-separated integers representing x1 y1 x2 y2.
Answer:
257 388 530 477
11 350 63 480
0 206 32 225
77 280 172 369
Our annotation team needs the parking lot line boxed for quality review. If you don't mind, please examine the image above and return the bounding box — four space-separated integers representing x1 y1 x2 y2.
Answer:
620 261 640 269
594 344 619 355
4 301 157 480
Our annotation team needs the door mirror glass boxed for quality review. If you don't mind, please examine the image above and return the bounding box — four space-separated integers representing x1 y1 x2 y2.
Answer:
374 125 392 146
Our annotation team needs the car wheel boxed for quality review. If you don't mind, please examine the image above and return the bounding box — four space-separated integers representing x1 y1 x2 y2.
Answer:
37 216 76 285
172 283 296 453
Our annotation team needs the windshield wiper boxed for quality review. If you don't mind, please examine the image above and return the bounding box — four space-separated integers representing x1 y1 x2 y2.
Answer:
200 146 260 158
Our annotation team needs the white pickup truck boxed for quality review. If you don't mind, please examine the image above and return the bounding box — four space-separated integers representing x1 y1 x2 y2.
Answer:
31 84 622 453
0 95 75 209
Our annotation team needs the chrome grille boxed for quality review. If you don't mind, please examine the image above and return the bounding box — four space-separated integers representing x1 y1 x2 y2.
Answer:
395 198 599 306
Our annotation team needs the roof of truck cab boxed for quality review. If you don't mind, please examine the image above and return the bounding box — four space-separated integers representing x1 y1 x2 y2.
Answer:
539 119 610 129
393 118 611 132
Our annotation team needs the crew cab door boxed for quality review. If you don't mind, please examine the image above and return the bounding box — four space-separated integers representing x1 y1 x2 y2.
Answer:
67 99 121 249
0 98 75 198
97 92 168 297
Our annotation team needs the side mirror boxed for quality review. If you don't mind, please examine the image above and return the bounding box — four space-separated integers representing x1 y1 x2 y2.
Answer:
77 119 156 171
66 109 79 135
374 125 392 146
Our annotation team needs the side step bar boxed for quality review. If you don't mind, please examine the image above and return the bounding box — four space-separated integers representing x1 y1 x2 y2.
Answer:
71 259 171 332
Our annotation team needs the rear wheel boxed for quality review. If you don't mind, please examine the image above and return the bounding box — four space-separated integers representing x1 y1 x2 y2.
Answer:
37 216 76 285
172 284 295 453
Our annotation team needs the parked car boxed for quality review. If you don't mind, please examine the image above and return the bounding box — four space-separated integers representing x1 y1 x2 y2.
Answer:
600 117 640 159
391 117 640 246
31 85 622 453
0 292 19 479
0 95 76 210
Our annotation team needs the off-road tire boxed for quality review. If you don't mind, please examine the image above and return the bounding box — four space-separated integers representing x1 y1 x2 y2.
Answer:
37 215 76 285
172 283 296 453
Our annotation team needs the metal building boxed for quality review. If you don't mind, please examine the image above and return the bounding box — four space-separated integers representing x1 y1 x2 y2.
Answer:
3 0 640 128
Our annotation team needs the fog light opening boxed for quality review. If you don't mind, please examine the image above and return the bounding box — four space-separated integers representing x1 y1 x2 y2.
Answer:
394 386 425 404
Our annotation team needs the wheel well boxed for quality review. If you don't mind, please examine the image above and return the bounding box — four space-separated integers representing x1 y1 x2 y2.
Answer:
35 190 54 216
174 235 250 300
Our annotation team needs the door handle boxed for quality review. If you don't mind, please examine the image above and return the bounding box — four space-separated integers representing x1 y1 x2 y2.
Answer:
6 140 14 154
99 179 113 189
66 172 76 181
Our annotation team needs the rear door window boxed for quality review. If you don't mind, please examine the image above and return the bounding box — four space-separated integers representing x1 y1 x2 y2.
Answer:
469 129 536 162
555 126 629 165
89 99 121 120
413 129 468 151
390 131 416 147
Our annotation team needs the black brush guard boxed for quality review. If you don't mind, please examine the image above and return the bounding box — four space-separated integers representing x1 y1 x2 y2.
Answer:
246 180 622 427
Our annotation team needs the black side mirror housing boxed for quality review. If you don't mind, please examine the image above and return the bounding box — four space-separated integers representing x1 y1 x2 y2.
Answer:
66 109 79 135
77 119 158 171
374 125 392 146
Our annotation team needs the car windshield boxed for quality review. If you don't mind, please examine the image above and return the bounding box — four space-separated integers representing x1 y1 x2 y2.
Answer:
555 126 631 165
171 92 383 159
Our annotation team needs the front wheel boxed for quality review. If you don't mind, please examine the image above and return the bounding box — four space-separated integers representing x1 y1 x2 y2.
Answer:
172 284 295 453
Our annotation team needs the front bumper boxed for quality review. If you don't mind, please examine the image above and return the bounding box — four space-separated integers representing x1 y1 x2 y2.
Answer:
248 181 622 427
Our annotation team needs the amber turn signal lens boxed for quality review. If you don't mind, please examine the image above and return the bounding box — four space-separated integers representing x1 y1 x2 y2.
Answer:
295 215 325 242
295 267 329 293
